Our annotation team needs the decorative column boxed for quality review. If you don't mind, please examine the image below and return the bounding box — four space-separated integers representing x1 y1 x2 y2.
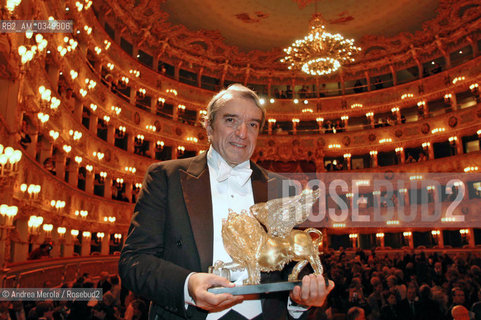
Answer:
417 101 428 118
390 64 397 86
267 119 275 135
444 93 457 111
68 161 79 186
130 86 137 106
422 142 433 160
80 232 91 256
89 113 98 135
292 118 299 135
399 189 409 207
100 233 110 255
366 112 374 129
391 107 401 124
73 99 83 123
171 144 178 160
172 104 179 121
403 232 414 249
85 169 94 194
106 124 115 145
316 118 324 133
198 67 204 87
49 229 60 258
364 71 371 91
150 141 156 159
376 233 385 248
127 133 135 153
124 182 133 202
468 228 475 248
104 177 112 200
349 234 358 249
396 147 405 164
54 152 66 181
63 231 75 257
175 61 182 81
39 139 53 167
25 132 38 158
11 218 29 263
0 75 21 134
455 136 463 155
370 150 378 168
343 153 351 170
373 191 381 208
341 116 349 129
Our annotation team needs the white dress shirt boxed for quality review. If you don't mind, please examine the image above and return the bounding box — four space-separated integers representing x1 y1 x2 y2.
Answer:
184 147 306 319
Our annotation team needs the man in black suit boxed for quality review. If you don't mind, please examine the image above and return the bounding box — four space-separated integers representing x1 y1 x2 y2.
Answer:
119 84 333 319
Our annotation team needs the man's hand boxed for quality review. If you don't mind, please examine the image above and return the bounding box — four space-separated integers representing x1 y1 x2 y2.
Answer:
188 272 244 312
290 274 334 307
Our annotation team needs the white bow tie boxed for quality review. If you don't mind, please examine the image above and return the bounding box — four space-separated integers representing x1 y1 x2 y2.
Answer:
216 161 252 187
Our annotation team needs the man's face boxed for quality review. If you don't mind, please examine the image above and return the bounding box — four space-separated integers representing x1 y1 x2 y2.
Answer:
207 96 262 166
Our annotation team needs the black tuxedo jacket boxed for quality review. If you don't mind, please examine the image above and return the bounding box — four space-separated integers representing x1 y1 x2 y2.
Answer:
119 153 305 320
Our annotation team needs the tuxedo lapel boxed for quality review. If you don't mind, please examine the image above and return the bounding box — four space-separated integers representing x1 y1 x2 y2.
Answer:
180 154 213 272
251 161 283 204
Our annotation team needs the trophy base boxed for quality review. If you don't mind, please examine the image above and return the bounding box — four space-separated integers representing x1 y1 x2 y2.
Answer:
208 281 302 295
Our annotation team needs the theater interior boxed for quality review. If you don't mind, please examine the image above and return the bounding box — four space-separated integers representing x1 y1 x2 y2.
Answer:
1 0 481 318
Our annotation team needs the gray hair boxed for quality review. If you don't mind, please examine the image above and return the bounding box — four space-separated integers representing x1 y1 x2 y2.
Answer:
204 84 266 130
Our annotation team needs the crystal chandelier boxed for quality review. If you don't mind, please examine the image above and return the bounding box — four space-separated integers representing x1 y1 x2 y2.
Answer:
281 14 361 76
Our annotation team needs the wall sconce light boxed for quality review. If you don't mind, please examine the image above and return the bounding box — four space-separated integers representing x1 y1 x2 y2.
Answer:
0 145 22 176
146 125 156 132
114 233 122 244
177 146 185 155
75 210 88 218
71 229 79 237
135 135 144 144
42 224 53 237
444 93 452 103
157 97 165 107
137 88 146 99
470 83 479 96
21 184 41 200
401 93 414 100
0 204 18 226
28 215 43 234
452 76 465 84
111 105 121 115
116 126 126 138
129 69 140 78
50 200 66 211
124 166 136 174
155 140 164 151
115 178 124 187
57 227 66 238
93 151 104 161
103 216 116 223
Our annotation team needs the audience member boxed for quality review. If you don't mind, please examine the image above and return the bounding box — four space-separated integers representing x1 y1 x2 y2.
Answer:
28 242 52 260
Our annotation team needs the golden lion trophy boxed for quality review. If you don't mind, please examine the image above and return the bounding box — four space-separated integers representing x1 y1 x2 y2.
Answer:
208 189 324 295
